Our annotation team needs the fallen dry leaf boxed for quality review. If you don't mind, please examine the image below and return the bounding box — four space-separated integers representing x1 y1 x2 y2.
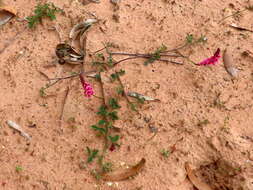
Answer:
6 120 31 140
0 5 17 26
127 92 160 102
223 48 238 78
102 158 146 181
229 23 253 33
185 162 212 190
69 19 97 44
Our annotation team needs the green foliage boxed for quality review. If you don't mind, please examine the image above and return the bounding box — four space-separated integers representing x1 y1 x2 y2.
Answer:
144 44 167 65
107 111 119 121
95 73 101 81
110 73 118 82
102 162 113 173
96 53 105 59
15 166 23 172
116 86 124 95
91 169 102 179
197 119 210 127
130 103 137 111
110 69 125 82
161 149 170 158
107 54 114 67
186 34 207 44
186 33 194 44
111 70 125 80
109 135 120 143
117 69 126 76
98 119 107 126
196 34 207 43
91 125 107 135
39 87 46 97
97 105 108 116
109 98 121 109
86 147 99 163
26 3 62 28
92 61 104 66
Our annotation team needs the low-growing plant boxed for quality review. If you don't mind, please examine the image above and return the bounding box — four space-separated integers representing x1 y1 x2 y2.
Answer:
26 3 62 28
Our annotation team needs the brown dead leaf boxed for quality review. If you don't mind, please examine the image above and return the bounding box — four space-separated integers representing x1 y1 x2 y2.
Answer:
185 162 213 190
223 48 238 78
102 158 146 181
0 5 16 26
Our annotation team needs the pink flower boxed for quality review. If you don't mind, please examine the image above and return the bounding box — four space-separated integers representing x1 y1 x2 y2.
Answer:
197 48 221 66
79 74 94 97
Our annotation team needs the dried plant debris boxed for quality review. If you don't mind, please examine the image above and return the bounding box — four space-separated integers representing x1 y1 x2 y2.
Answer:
223 48 238 78
185 162 213 190
6 120 31 140
82 0 100 5
229 23 253 33
88 0 100 3
55 43 84 64
101 158 146 181
242 50 253 58
86 71 99 78
111 0 121 5
127 92 160 102
0 4 17 26
69 18 97 46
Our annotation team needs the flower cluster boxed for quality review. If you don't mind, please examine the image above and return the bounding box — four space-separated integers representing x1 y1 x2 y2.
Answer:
197 48 221 65
79 74 94 97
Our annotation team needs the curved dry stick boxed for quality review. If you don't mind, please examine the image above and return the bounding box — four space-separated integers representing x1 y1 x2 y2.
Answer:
113 55 183 66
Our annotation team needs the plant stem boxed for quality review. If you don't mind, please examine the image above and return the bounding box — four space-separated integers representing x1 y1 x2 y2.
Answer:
110 52 181 57
218 8 248 24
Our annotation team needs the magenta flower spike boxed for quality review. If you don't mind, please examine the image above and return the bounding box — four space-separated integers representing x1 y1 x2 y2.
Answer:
79 74 94 97
197 48 221 66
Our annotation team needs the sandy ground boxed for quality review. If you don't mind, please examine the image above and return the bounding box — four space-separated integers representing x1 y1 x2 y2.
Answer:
1 0 253 190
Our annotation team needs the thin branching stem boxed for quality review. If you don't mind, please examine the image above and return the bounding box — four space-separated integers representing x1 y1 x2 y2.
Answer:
218 8 248 24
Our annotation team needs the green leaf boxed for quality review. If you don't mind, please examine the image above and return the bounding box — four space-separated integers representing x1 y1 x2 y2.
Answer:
109 135 120 143
116 86 124 95
97 105 108 116
102 162 113 173
117 69 125 76
27 3 62 28
130 103 137 111
186 33 194 44
161 149 170 158
98 119 107 126
15 166 23 172
91 125 107 134
86 147 99 163
95 74 101 81
144 45 167 65
196 34 207 43
39 87 46 97
96 53 105 59
110 73 118 82
107 54 114 67
108 98 121 109
108 111 119 121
